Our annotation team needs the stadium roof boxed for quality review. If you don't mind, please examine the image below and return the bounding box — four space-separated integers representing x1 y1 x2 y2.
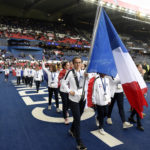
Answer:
0 0 150 38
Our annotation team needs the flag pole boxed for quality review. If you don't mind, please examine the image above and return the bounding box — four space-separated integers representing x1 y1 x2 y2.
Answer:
86 0 103 73
81 0 103 100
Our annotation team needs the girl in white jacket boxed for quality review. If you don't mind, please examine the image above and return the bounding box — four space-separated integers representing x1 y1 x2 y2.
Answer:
92 73 111 135
107 74 133 129
42 61 61 113
16 66 22 85
4 66 10 82
34 66 43 93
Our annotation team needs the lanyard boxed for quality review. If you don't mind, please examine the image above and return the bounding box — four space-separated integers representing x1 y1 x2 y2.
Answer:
51 72 56 81
100 77 106 93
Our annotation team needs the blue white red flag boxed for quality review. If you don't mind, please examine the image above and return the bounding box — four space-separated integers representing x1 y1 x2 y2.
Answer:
87 8 148 118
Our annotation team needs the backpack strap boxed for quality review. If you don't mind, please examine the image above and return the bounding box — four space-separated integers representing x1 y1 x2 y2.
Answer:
64 69 86 102
64 69 80 89
72 69 80 89
64 69 72 80
94 76 99 84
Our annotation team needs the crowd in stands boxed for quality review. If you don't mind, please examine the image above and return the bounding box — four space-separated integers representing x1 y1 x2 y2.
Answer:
43 49 88 61
1 15 149 50
0 16 150 64
0 16 90 46
121 34 150 52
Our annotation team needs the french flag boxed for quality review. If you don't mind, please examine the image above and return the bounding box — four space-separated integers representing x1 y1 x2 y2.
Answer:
87 8 148 118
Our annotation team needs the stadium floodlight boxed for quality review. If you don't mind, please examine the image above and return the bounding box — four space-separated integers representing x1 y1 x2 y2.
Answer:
120 7 125 11
125 8 129 12
111 4 117 9
128 9 136 14
100 1 105 6
139 12 146 17
118 6 123 10
90 0 96 2
58 18 64 22
83 0 96 4
118 6 121 10
106 2 111 7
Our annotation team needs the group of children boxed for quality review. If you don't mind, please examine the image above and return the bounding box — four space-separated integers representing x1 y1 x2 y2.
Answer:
2 59 146 150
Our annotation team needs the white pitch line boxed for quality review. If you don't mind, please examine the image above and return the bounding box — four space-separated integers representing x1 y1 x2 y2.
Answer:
16 86 46 91
32 107 95 123
14 85 26 87
18 89 48 96
91 130 123 147
21 97 58 106
22 96 49 105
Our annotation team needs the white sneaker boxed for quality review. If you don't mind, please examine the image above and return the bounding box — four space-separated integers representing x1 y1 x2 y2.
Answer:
95 117 99 126
107 118 113 125
48 105 51 110
99 128 106 135
56 108 61 113
123 121 133 129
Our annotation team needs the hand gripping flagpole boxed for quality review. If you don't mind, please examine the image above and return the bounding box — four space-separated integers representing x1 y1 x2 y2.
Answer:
86 0 103 73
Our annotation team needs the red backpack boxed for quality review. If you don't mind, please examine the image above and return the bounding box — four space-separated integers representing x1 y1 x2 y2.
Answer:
12 69 16 76
87 76 98 107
